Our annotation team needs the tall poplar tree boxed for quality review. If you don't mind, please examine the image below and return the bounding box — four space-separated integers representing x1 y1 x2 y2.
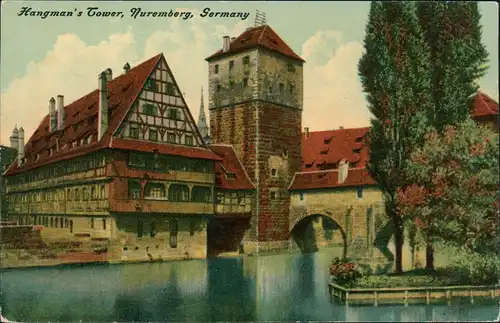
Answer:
413 1 489 268
417 1 489 131
358 1 432 273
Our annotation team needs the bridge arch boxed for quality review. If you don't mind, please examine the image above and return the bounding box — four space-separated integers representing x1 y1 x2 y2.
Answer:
289 209 347 258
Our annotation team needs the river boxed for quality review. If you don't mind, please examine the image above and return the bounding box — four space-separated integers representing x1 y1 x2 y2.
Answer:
1 248 498 322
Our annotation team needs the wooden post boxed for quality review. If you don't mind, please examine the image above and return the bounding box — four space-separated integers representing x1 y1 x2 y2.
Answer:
404 290 408 307
374 291 378 307
345 292 349 307
470 290 474 304
426 290 430 305
446 289 451 306
491 289 495 299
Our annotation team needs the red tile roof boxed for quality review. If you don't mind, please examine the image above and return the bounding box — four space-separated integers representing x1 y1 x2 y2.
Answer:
288 168 376 191
5 53 218 176
205 25 304 63
471 91 499 118
302 127 370 172
209 144 255 190
112 138 221 161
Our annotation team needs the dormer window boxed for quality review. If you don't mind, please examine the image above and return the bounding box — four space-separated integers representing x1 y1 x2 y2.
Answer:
72 141 77 148
214 64 219 74
35 154 40 161
48 148 53 156
324 138 332 144
243 56 250 65
225 172 236 179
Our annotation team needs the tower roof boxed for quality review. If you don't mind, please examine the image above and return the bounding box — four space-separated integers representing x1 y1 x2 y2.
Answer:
205 25 305 63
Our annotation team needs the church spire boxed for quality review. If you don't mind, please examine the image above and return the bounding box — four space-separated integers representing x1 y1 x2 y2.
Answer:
197 86 210 144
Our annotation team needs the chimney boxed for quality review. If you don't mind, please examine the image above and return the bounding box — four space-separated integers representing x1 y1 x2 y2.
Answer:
98 71 109 141
9 126 19 151
338 159 349 184
222 36 230 52
57 95 65 130
123 62 131 75
105 68 113 81
17 127 25 166
304 127 310 138
49 97 56 133
339 126 344 130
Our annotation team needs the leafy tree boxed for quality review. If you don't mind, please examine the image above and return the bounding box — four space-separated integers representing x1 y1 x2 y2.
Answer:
358 1 432 273
417 1 489 131
397 119 499 269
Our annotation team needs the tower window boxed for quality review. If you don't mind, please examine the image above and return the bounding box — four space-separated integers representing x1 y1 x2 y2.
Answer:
243 56 250 65
287 63 295 72
279 83 284 94
216 83 222 92
229 60 234 70
214 64 219 74
271 168 277 177
268 85 273 94
290 84 295 94
243 77 249 87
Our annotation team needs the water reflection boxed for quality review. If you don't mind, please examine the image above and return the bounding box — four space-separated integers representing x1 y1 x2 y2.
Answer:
1 249 499 322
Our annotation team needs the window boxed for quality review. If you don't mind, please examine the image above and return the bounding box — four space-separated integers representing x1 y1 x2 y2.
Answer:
170 220 178 248
271 168 277 177
191 186 211 203
142 103 157 116
149 128 158 142
268 85 273 94
283 149 288 158
103 219 107 230
50 217 54 227
189 220 196 236
287 63 295 72
270 191 276 200
290 84 295 94
185 135 193 146
100 185 105 200
356 187 364 199
137 218 144 238
55 217 59 228
216 83 222 92
279 83 284 94
129 125 139 139
242 56 250 65
144 79 157 91
150 221 156 238
168 109 179 120
229 60 234 70
91 187 96 200
165 83 175 96
69 220 73 233
214 64 219 74
169 184 189 201
129 181 141 199
299 193 304 201
90 218 95 229
129 152 147 167
83 188 88 200
167 133 176 144
145 183 165 199
243 77 249 87
75 188 80 201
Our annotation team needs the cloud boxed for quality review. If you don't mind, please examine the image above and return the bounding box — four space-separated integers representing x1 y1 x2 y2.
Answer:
302 30 371 131
0 19 371 146
0 15 251 145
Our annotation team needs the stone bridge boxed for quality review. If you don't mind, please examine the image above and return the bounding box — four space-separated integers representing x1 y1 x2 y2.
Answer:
289 201 390 262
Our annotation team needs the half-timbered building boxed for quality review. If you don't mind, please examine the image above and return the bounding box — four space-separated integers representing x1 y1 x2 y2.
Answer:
3 54 248 262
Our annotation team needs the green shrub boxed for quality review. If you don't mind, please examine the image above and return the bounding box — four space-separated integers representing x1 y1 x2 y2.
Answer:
329 257 363 286
455 251 500 285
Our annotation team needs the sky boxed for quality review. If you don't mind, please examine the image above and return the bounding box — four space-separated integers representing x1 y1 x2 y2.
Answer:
0 1 498 146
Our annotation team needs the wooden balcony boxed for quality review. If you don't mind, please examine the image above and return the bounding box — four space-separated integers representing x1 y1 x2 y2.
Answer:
110 198 214 215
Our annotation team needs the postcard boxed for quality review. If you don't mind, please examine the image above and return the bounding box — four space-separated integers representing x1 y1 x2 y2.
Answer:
0 1 499 322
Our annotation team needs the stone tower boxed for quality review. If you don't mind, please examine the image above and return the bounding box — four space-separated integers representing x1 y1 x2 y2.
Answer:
197 87 211 144
205 25 304 252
